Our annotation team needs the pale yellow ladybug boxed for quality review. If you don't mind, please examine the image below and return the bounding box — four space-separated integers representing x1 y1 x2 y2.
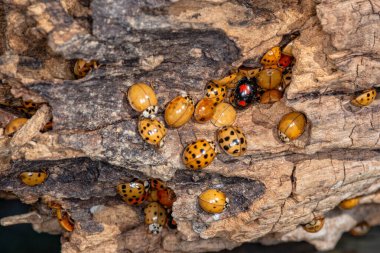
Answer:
164 95 194 128
138 118 166 147
144 202 167 234
278 112 306 142
260 90 283 104
127 83 158 117
351 88 376 107
257 69 282 90
5 118 28 136
211 102 236 127
217 126 247 156
260 47 281 66
194 98 216 123
339 197 360 210
349 221 370 236
198 189 228 214
302 217 324 233
205 82 227 104
182 140 216 170
19 171 48 186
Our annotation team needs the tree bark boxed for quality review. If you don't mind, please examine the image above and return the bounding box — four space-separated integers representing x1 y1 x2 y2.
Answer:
0 0 380 252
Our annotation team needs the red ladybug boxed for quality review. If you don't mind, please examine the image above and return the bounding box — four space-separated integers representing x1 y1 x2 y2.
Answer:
230 78 262 110
278 54 293 69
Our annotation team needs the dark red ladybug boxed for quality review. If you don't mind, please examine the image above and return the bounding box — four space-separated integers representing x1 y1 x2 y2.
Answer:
230 78 262 110
278 54 293 69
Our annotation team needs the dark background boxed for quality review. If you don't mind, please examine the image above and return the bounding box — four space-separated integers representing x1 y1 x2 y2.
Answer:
0 199 379 253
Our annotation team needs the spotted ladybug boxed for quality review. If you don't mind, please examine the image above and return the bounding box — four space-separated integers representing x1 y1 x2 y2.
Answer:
165 95 194 128
211 102 236 127
127 83 158 117
182 140 216 170
198 189 228 214
217 126 247 157
138 118 166 147
230 78 261 110
278 112 306 142
205 82 227 104
5 118 28 136
19 171 48 186
351 88 376 107
157 188 176 208
56 208 75 232
194 98 216 123
302 217 324 233
261 47 281 66
149 178 167 191
278 54 293 69
144 202 167 234
117 179 148 205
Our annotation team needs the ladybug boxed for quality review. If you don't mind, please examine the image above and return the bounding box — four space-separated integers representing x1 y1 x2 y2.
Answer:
117 179 148 205
238 66 261 79
164 95 194 128
302 217 324 233
56 208 75 232
217 126 247 157
211 102 236 127
182 140 216 170
127 83 158 117
144 202 167 234
5 118 28 136
339 197 360 210
349 221 370 236
351 88 376 107
194 98 216 123
278 112 306 142
73 59 98 78
278 54 293 69
281 68 293 89
205 82 227 104
230 78 261 110
167 211 177 229
257 69 282 90
149 178 167 190
19 171 48 186
198 189 228 214
260 46 281 66
157 187 176 208
138 118 166 147
212 73 238 86
146 189 159 202
260 90 283 104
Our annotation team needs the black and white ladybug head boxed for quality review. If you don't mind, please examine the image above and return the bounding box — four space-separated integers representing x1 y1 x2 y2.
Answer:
278 130 290 143
142 105 158 119
149 223 162 234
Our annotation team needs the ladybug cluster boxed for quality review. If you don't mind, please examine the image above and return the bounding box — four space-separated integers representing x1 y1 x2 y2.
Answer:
117 178 177 234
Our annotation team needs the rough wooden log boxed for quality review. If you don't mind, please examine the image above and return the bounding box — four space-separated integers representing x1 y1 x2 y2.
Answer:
0 0 380 252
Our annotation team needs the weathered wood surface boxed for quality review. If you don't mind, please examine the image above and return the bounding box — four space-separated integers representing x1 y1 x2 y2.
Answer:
0 0 379 252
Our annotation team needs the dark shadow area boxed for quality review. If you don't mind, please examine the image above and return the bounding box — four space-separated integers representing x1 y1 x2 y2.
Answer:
0 199 60 253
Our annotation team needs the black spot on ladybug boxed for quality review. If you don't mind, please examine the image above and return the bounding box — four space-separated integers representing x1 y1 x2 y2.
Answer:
233 150 239 154
122 185 126 189
206 93 210 97
224 146 229 150
186 147 190 152
230 131 235 135
185 157 188 161
204 154 208 159
196 160 201 164
194 145 197 149
205 161 209 165
207 85 211 89
192 154 196 158
211 153 214 157
219 139 223 144
128 198 133 202
240 138 245 143
145 137 149 140
242 148 246 151
140 130 144 134
216 98 220 101
190 165 194 169
203 143 207 147
367 93 370 97
224 136 230 141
